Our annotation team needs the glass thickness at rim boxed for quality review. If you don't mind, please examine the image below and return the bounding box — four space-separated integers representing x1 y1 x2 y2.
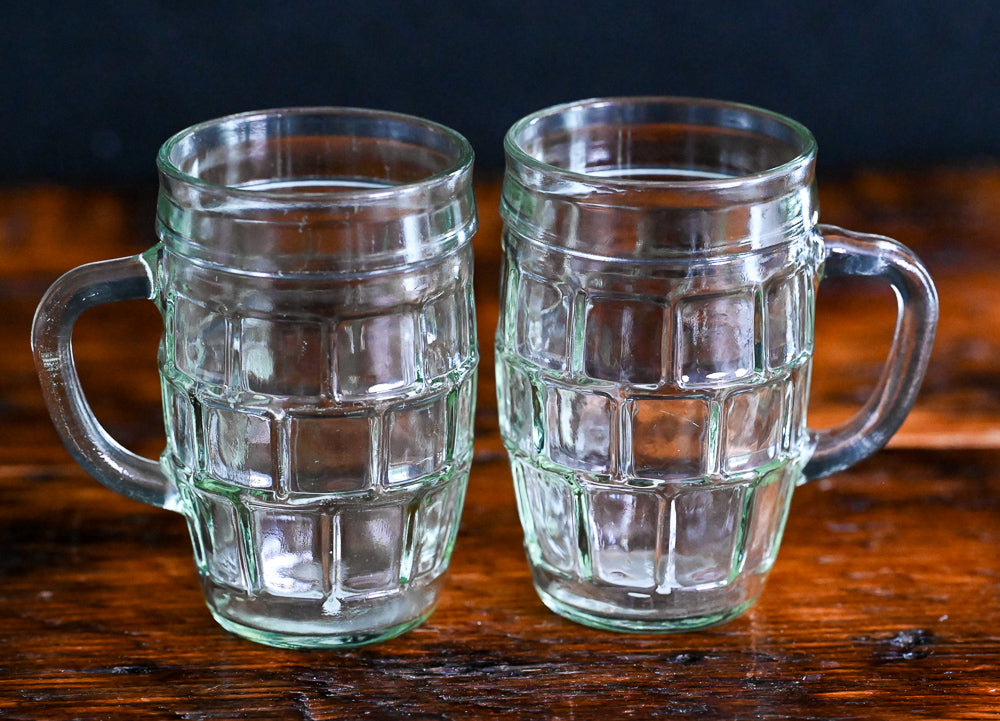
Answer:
156 106 475 199
504 96 818 190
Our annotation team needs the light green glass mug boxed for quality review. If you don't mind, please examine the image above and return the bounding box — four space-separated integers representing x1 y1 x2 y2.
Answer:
33 108 479 648
496 97 938 632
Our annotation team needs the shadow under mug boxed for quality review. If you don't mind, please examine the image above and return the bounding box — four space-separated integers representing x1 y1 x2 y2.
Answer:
496 96 938 632
32 108 479 648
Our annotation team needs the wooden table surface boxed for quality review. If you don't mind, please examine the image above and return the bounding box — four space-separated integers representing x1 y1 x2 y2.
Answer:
1 169 998 719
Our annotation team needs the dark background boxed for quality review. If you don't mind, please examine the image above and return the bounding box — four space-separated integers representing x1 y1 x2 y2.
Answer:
3 0 999 184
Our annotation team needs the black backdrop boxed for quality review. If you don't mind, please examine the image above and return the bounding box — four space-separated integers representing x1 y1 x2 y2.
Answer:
4 0 999 184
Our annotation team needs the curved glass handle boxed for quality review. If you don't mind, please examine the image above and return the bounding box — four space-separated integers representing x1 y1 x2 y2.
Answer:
804 225 939 481
31 252 178 510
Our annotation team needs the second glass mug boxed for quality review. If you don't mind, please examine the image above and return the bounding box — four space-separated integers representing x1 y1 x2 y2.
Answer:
496 97 938 632
32 108 479 648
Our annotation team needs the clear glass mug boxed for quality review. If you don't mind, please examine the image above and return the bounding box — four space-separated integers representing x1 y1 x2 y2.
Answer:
32 108 479 648
496 97 938 632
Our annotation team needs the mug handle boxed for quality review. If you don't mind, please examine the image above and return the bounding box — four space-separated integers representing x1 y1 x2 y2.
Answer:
803 225 939 480
31 251 178 510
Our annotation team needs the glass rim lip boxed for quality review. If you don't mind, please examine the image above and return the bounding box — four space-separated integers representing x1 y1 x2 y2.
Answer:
503 96 818 190
156 106 475 200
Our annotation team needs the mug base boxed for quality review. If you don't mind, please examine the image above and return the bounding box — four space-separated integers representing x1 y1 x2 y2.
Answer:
201 578 444 649
209 606 433 650
531 566 766 634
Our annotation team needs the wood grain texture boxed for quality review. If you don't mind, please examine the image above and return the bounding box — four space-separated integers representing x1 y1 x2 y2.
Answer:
1 170 998 719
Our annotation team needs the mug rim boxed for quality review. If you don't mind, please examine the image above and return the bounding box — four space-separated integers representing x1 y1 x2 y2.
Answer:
156 106 475 200
503 96 817 191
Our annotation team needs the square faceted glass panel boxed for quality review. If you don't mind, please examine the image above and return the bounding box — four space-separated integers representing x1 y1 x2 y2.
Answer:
188 489 247 590
163 381 197 470
722 383 786 473
337 504 405 594
422 289 471 380
676 291 757 387
205 406 274 489
387 395 448 485
290 414 372 494
629 396 711 481
172 296 229 385
252 508 325 598
515 273 570 370
335 313 418 398
239 317 326 396
766 271 809 369
545 385 615 473
412 481 461 579
671 484 746 589
512 460 579 574
451 374 476 459
587 488 661 589
786 363 812 453
743 464 795 574
496 360 542 457
585 297 664 385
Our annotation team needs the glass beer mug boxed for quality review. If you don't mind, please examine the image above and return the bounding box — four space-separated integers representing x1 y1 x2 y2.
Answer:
496 97 938 632
33 108 479 648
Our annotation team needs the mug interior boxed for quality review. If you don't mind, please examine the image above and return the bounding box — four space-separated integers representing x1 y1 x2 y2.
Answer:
159 108 473 194
506 97 815 185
